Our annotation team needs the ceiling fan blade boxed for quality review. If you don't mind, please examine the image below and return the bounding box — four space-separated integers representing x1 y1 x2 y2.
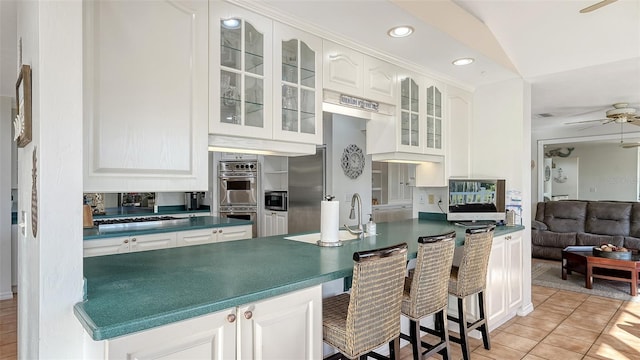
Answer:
563 118 607 125
580 0 617 13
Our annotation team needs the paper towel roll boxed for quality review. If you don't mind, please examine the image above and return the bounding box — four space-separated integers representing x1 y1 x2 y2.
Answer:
320 200 340 242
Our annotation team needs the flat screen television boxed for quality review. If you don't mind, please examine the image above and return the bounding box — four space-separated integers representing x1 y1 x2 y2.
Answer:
447 179 506 223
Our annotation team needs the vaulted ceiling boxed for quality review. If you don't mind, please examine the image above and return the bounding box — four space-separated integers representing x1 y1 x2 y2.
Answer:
261 0 640 132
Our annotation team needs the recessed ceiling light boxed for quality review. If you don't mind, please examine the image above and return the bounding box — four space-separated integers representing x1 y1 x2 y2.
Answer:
452 58 475 66
222 18 241 29
387 25 414 38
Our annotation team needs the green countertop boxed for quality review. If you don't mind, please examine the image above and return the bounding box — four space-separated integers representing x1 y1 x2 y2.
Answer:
83 216 251 240
74 219 524 341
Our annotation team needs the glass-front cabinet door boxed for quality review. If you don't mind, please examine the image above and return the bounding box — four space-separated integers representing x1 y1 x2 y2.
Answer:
425 80 445 155
273 23 322 144
397 73 422 153
210 3 273 139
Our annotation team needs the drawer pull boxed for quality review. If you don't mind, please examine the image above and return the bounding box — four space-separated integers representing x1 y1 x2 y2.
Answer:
131 238 137 242
244 310 252 320
124 239 129 244
227 314 236 323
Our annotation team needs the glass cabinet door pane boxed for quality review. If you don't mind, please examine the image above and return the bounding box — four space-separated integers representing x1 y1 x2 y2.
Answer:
427 86 434 116
401 112 409 145
435 118 442 148
221 20 241 70
401 78 409 110
221 70 241 125
411 113 419 146
282 84 298 131
410 79 419 112
245 76 263 127
300 42 315 88
426 116 434 148
245 22 264 75
300 88 315 134
282 39 298 83
435 87 442 117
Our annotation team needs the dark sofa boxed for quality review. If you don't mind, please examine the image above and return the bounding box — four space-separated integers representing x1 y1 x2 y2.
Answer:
532 200 640 260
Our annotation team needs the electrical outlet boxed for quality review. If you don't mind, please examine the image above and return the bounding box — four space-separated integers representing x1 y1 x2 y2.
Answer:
428 194 435 204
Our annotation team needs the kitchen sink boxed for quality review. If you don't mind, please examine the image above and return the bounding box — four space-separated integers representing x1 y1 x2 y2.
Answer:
284 230 362 245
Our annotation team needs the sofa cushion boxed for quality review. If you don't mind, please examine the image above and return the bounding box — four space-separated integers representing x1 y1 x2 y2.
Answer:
585 202 631 236
542 201 587 233
531 245 564 261
532 230 576 247
576 233 624 247
535 202 545 222
629 203 640 238
624 237 640 250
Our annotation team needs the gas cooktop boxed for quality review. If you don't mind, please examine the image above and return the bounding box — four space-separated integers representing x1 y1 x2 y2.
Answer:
94 216 191 232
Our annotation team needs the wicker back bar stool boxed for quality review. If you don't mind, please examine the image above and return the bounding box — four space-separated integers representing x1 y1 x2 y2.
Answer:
400 231 456 360
448 225 495 360
322 243 408 360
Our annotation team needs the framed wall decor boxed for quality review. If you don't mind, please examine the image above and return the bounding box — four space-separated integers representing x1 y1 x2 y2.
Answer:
14 64 32 147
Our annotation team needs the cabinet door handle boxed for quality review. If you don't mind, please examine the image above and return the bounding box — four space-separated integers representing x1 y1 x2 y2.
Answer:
244 310 253 320
123 239 129 244
131 238 137 242
213 229 218 234
219 229 223 233
506 236 511 240
227 314 236 323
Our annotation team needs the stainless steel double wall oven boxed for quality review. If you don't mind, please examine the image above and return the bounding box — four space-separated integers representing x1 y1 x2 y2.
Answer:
218 161 258 237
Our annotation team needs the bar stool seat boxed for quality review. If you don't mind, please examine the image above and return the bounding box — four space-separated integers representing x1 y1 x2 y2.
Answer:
322 243 408 360
447 225 495 360
399 231 456 360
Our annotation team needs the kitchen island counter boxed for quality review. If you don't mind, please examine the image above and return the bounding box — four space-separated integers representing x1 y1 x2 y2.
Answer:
75 218 524 341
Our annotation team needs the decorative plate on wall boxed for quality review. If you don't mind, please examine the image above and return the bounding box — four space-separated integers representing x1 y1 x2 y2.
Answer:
341 144 365 179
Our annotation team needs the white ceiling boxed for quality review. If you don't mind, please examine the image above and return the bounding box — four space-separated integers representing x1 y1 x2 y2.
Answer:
259 0 640 132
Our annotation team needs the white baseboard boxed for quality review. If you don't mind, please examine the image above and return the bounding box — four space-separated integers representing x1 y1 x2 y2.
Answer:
0 290 14 300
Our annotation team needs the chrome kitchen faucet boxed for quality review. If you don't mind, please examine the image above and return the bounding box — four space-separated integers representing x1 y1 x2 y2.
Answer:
344 193 364 237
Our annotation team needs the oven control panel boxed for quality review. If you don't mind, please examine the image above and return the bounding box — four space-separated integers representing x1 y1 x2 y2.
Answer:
219 161 257 173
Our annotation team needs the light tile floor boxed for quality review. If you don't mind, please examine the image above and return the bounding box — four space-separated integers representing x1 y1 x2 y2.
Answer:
0 282 638 360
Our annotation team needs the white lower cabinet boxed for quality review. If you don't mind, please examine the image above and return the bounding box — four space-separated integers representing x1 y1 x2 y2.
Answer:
262 211 287 237
486 231 523 330
106 285 322 360
109 307 237 360
85 225 252 257
238 285 322 359
130 233 177 253
176 225 252 247
447 231 523 332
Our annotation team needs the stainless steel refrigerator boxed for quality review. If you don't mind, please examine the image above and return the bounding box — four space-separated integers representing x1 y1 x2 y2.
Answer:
288 146 326 234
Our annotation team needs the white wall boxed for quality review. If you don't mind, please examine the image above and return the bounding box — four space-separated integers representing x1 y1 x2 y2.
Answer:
0 97 12 300
550 157 579 199
17 0 85 358
326 113 372 229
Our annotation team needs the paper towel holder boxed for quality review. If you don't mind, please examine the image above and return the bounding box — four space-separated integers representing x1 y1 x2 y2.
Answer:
318 195 343 247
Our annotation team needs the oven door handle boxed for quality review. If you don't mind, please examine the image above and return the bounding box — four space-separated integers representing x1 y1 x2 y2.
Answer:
219 175 256 180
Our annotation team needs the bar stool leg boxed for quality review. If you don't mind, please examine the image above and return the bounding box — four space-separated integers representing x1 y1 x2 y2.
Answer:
478 291 491 350
409 320 420 360
389 337 399 360
437 310 450 360
456 297 471 360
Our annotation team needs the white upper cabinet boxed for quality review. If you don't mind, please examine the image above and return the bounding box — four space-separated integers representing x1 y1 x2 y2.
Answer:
210 2 273 139
83 0 208 192
323 41 396 105
397 72 423 154
273 23 323 145
424 78 445 156
363 57 396 104
323 41 364 96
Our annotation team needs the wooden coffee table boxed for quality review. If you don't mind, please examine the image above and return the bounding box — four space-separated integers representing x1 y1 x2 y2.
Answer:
561 246 640 296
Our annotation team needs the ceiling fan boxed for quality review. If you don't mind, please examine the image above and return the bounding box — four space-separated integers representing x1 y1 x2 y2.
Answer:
565 103 640 127
580 0 618 13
